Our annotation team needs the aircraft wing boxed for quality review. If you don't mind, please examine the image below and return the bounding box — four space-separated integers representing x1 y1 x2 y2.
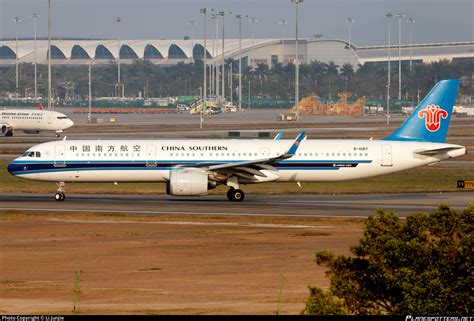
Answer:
202 131 306 182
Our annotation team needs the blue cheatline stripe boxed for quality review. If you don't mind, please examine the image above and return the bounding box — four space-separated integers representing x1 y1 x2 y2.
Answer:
278 168 339 171
11 167 342 176
8 160 373 176
10 159 372 164
12 167 171 175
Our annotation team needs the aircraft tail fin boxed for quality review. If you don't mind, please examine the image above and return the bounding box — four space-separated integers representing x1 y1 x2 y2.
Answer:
384 79 459 143
38 103 44 110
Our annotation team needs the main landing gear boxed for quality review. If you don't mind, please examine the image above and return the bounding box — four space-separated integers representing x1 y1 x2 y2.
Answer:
227 188 245 202
55 182 66 201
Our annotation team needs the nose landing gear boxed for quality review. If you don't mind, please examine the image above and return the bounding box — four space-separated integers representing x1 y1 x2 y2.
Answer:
55 182 66 201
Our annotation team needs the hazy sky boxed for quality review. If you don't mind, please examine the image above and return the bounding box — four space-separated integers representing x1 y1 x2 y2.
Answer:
0 0 472 45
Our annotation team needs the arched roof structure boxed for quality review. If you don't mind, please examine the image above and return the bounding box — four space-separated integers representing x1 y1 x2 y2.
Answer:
0 39 472 68
95 44 114 60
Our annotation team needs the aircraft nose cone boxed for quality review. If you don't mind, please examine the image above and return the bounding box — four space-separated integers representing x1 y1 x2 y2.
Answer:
7 161 26 175
67 119 74 128
7 161 16 175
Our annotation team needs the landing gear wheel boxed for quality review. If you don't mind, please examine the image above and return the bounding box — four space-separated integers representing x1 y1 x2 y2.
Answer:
54 192 65 201
5 130 13 137
226 188 235 201
227 188 245 202
233 189 245 202
55 133 60 138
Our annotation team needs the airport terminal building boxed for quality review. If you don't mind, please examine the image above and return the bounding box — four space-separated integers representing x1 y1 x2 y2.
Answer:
0 38 473 68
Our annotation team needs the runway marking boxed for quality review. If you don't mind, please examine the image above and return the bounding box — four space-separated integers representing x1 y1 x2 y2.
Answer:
0 207 373 219
47 218 323 229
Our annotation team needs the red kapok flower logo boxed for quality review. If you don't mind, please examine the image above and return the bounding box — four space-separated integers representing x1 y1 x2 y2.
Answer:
418 104 448 132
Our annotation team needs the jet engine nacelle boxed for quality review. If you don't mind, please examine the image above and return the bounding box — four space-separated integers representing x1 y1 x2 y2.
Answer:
166 170 212 196
1 125 13 136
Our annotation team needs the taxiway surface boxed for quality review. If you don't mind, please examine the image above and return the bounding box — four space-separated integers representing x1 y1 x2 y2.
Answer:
0 192 471 218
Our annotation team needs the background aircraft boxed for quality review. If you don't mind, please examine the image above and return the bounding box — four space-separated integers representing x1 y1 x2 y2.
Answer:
1 104 74 137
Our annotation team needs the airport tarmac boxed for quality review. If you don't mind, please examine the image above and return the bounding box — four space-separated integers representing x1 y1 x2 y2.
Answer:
0 192 472 218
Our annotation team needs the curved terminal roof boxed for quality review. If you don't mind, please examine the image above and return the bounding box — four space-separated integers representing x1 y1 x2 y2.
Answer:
0 38 274 62
0 38 471 67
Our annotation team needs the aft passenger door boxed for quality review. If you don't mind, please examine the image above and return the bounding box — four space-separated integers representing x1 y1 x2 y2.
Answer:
381 144 393 167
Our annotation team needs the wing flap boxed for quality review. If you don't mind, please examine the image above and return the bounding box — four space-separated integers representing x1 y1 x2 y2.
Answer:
234 166 267 177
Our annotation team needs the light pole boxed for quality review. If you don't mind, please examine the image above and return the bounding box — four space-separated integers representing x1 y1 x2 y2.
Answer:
33 13 39 101
345 17 354 49
189 19 196 60
291 0 303 120
249 17 257 69
219 11 231 101
88 59 94 124
212 13 220 98
210 13 218 96
407 17 415 72
386 12 392 125
200 8 208 129
396 13 405 100
279 18 287 63
236 14 243 111
47 0 52 110
13 16 21 105
116 17 123 98
229 61 233 105
248 16 257 110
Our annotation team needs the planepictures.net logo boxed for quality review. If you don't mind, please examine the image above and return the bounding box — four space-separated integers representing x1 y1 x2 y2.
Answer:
406 316 474 321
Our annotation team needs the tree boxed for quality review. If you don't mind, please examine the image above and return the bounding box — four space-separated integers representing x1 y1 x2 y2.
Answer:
302 205 474 315
0 59 472 103
254 63 270 95
301 286 347 315
323 61 339 99
340 63 354 91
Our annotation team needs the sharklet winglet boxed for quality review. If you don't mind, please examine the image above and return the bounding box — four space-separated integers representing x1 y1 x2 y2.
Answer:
286 131 305 156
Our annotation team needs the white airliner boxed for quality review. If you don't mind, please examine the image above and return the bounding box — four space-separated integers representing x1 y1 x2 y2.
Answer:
7 79 466 201
1 105 74 137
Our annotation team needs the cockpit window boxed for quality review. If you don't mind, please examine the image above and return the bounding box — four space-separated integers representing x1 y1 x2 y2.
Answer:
22 151 39 157
57 116 68 120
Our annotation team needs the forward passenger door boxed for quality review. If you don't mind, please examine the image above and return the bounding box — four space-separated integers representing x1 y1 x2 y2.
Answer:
146 144 157 167
54 145 66 167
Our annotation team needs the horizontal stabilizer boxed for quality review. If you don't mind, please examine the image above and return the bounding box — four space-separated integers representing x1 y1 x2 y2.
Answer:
414 146 465 156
